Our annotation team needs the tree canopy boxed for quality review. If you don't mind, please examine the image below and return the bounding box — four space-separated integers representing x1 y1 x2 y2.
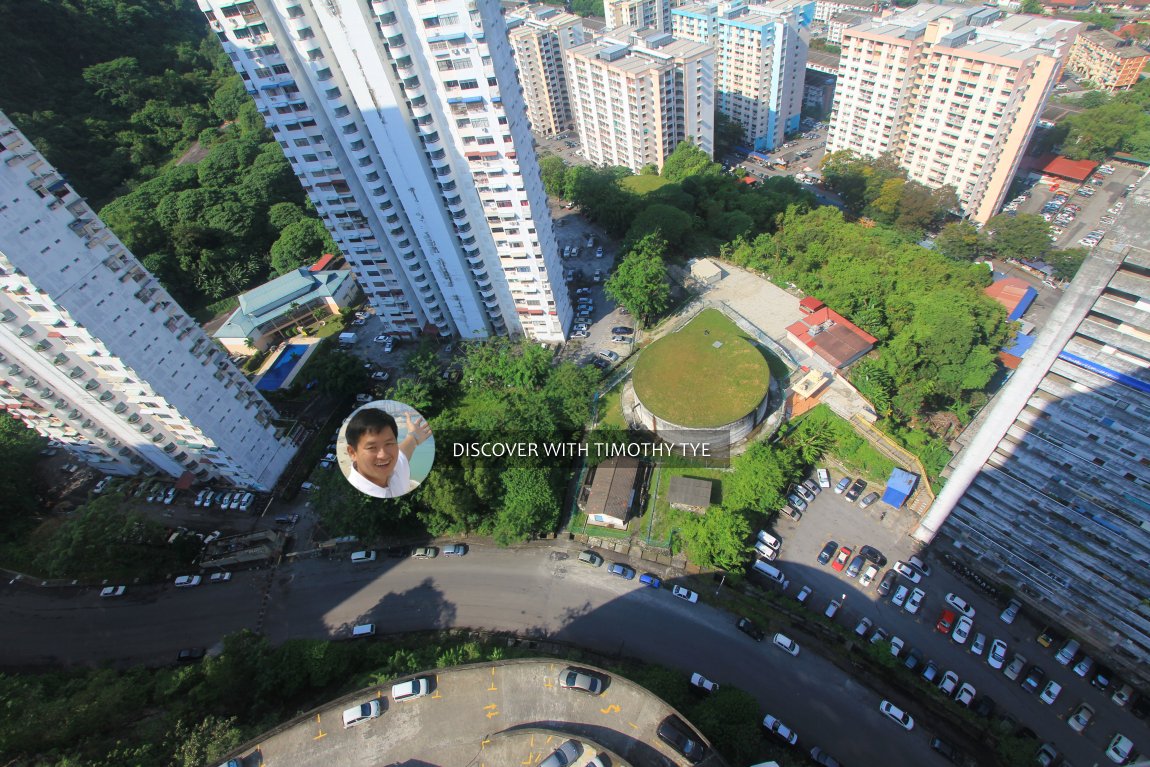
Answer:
604 233 672 327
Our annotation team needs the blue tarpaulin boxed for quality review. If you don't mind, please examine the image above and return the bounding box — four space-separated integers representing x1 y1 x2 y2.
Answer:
1008 286 1037 322
1003 331 1036 358
881 468 919 509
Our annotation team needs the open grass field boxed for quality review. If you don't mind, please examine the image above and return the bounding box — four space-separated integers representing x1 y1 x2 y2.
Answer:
632 308 770 428
620 174 674 195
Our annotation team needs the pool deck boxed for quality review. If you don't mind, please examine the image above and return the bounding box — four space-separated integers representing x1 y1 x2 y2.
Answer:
253 338 323 391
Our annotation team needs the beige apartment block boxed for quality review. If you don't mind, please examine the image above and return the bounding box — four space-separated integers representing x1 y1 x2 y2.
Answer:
508 6 586 136
827 5 1080 223
566 28 715 172
1066 28 1150 91
605 0 676 32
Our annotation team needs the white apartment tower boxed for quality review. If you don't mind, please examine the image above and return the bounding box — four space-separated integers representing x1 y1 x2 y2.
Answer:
566 28 715 173
672 0 814 152
605 0 675 32
0 113 296 490
826 5 1080 223
198 0 572 343
507 6 586 137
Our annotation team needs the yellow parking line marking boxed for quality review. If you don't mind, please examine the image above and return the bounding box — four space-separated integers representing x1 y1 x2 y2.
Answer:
489 666 498 691
432 676 442 699
530 734 535 747
484 703 500 719
600 703 621 714
313 730 327 740
481 737 492 748
628 721 639 730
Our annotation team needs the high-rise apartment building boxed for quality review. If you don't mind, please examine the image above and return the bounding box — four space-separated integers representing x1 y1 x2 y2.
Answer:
0 113 296 490
1067 28 1150 92
826 5 1080 223
566 28 715 172
507 5 586 137
605 0 675 32
917 178 1150 683
672 0 814 152
197 0 571 343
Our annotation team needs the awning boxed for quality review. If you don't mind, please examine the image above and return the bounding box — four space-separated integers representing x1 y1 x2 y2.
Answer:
427 32 468 43
466 151 499 160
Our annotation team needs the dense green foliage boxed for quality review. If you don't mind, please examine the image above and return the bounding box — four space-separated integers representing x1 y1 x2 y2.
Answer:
604 233 672 326
0 0 229 207
820 150 956 236
548 143 815 258
313 339 598 544
1053 79 1150 162
983 215 1086 281
723 206 1010 431
0 413 44 540
0 631 505 767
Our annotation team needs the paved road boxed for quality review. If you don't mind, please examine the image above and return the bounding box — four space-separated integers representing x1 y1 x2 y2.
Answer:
2 543 939 766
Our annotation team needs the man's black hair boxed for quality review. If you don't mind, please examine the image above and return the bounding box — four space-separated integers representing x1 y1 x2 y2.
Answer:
346 407 399 449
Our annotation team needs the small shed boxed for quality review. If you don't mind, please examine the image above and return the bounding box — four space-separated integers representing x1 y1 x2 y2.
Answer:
984 277 1038 322
668 476 713 513
584 457 640 529
689 258 723 285
881 468 919 509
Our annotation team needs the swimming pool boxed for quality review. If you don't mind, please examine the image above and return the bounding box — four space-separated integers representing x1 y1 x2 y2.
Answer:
256 344 308 391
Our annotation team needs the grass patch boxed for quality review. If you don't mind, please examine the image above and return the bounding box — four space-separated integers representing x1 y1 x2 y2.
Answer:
595 385 628 429
791 405 896 481
633 308 770 428
620 174 674 195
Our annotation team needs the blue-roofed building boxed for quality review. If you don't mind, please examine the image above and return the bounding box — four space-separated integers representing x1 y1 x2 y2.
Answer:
214 268 359 354
881 467 919 508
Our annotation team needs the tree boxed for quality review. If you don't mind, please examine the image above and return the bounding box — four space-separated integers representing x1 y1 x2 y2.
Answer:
492 468 560 545
82 57 145 110
935 221 985 261
1062 101 1149 160
624 203 695 251
661 141 722 183
270 218 337 275
984 214 1051 262
722 442 800 514
0 413 43 532
713 110 745 160
679 506 752 571
538 155 569 198
1045 246 1088 281
1020 0 1043 12
604 233 671 326
268 201 307 231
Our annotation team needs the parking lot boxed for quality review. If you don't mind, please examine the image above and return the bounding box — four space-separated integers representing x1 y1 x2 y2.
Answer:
764 470 1149 767
1009 161 1144 252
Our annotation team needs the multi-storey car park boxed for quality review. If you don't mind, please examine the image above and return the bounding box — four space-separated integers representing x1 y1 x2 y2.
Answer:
197 0 572 344
0 112 297 490
919 175 1150 687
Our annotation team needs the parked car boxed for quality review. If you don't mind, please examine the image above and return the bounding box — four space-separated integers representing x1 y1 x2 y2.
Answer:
209 572 232 584
858 491 880 509
672 585 699 603
834 477 851 494
689 673 718 694
859 565 879 588
350 550 376 563
845 479 866 501
893 560 924 583
578 550 604 567
891 585 910 608
443 544 468 556
954 682 976 707
99 585 126 597
1067 703 1094 733
736 617 765 641
656 716 707 764
606 562 635 579
639 573 662 588
1003 654 1027 682
988 639 1008 670
878 700 914 731
952 615 973 645
944 592 976 619
1039 680 1062 705
174 575 201 588
831 546 851 572
391 677 432 702
762 714 798 745
878 569 897 596
905 588 926 615
772 633 800 656
938 670 960 696
817 540 838 565
858 545 888 567
559 667 603 695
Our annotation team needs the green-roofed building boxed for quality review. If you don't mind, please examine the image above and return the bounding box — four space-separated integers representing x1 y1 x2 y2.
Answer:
214 268 359 353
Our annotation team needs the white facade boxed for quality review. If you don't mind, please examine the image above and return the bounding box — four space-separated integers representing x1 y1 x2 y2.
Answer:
827 5 1080 223
198 0 571 342
0 112 296 490
508 6 586 136
673 0 814 152
606 0 675 32
813 0 880 23
566 28 715 172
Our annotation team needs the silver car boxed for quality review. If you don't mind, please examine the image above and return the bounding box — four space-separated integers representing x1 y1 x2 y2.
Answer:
540 739 583 767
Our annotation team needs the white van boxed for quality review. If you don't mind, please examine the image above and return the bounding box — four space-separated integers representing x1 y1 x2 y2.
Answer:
342 700 381 728
1055 638 1080 666
752 559 787 586
391 677 431 702
754 541 778 561
350 550 377 563
352 623 376 638
816 468 830 488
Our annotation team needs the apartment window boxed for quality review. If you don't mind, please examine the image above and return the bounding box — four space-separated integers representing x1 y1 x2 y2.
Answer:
298 26 314 40
272 63 290 74
460 79 479 90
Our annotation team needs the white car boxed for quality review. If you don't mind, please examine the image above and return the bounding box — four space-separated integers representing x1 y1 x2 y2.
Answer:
163 487 176 505
988 639 1008 670
391 677 431 702
944 592 975 619
772 633 800 656
350 550 377 563
970 632 987 656
952 615 973 645
1039 680 1062 705
209 572 232 583
878 700 914 731
371 371 390 381
374 335 390 343
824 599 841 619
938 670 959 696
889 636 905 657
193 489 206 507
904 588 926 615
907 555 931 576
854 617 873 637
955 682 976 706
762 714 798 745
99 586 126 597
1106 733 1134 764
174 575 201 588
892 561 923 584
1067 703 1094 733
690 672 718 693
891 585 910 608
672 585 699 603
859 565 878 588
239 492 254 512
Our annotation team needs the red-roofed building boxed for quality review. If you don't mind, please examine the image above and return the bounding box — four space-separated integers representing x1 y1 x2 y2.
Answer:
786 299 877 369
1040 0 1093 10
1035 155 1098 183
985 277 1038 321
309 253 340 272
1067 28 1150 90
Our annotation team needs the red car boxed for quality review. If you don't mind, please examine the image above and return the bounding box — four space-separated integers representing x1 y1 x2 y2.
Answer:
831 546 852 572
936 608 957 634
